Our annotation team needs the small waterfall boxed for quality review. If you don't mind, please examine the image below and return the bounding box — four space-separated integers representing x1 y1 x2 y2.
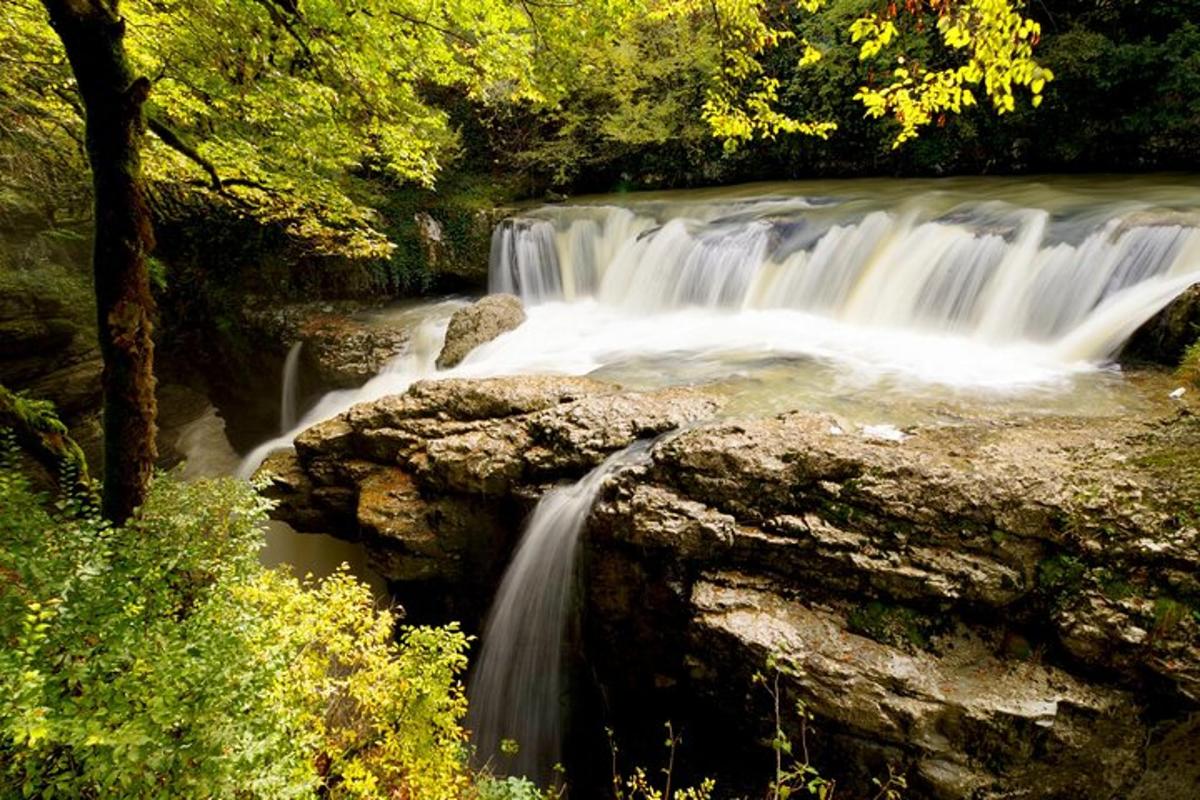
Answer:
280 342 303 434
237 301 465 478
468 441 655 781
490 218 562 299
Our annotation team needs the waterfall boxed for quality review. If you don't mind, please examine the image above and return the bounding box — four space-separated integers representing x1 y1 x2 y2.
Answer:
280 342 303 434
239 181 1200 480
468 441 655 781
490 190 1200 357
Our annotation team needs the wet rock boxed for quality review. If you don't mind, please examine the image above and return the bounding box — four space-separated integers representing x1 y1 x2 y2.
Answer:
691 576 1144 800
241 299 410 388
435 294 525 369
1124 282 1200 366
260 374 720 575
411 206 512 289
413 212 443 272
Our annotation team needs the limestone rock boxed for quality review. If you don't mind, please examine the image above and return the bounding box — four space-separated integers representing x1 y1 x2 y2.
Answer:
241 299 410 388
691 576 1145 800
266 373 1200 798
435 294 525 369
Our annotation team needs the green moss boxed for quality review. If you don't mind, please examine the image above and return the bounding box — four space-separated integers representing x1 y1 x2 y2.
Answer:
1037 554 1086 596
1152 597 1197 636
370 170 524 294
1177 337 1200 385
1095 569 1135 601
847 601 931 651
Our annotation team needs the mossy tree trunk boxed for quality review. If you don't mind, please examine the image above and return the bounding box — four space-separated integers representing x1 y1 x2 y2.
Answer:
42 0 157 523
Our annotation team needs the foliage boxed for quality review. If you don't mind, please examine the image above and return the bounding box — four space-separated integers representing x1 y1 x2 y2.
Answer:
0 7 90 229
846 601 930 651
1037 553 1086 597
0 387 92 491
2 0 1058 264
476 775 549 800
608 724 715 800
754 656 907 800
0 447 475 799
850 0 1051 147
621 0 1049 152
3 0 633 258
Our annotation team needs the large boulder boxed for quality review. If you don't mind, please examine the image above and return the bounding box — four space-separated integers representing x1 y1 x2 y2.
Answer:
436 294 525 369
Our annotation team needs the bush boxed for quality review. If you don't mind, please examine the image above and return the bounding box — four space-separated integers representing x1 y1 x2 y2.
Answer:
0 437 474 799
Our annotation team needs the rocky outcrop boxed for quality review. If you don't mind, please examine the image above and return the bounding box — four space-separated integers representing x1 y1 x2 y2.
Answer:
411 206 514 289
260 375 718 623
435 294 525 369
0 279 101 412
1124 282 1200 367
586 408 1200 798
261 375 1200 799
240 299 410 388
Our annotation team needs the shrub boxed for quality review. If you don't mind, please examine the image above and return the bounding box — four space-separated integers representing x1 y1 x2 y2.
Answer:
0 438 473 799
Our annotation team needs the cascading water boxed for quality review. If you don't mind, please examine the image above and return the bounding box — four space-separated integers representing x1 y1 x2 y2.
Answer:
491 189 1200 354
467 441 656 782
280 342 303 434
239 178 1200 480
229 177 1200 787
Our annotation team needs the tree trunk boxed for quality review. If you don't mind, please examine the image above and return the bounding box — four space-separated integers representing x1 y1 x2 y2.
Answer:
42 0 157 523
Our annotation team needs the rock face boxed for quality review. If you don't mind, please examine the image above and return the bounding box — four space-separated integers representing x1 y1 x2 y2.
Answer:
435 294 525 369
1124 282 1200 367
0 283 101 412
240 299 410 389
263 376 1200 799
261 375 717 623
588 410 1200 799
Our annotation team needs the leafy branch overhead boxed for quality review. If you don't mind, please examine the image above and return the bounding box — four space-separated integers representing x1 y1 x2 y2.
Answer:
2 0 1051 257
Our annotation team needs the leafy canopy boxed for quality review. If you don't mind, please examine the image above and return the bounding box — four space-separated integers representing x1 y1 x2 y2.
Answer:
2 0 1051 256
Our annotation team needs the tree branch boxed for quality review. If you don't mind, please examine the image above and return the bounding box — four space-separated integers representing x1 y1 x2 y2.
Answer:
145 114 223 191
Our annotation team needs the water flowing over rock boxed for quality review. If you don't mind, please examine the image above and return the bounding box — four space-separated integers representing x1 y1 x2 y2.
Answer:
279 342 303 433
435 294 526 369
468 440 655 782
262 372 1200 799
488 187 1200 361
241 299 411 389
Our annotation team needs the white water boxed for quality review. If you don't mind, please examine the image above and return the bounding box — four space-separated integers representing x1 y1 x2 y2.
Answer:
490 192 1200 351
280 342 303 434
467 441 655 781
240 177 1200 477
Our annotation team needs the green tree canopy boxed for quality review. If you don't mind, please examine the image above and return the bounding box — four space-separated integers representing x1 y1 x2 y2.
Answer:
3 1 1053 257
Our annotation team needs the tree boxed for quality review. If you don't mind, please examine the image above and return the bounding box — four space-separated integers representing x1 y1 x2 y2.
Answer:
485 0 1053 186
40 0 156 523
22 0 636 519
